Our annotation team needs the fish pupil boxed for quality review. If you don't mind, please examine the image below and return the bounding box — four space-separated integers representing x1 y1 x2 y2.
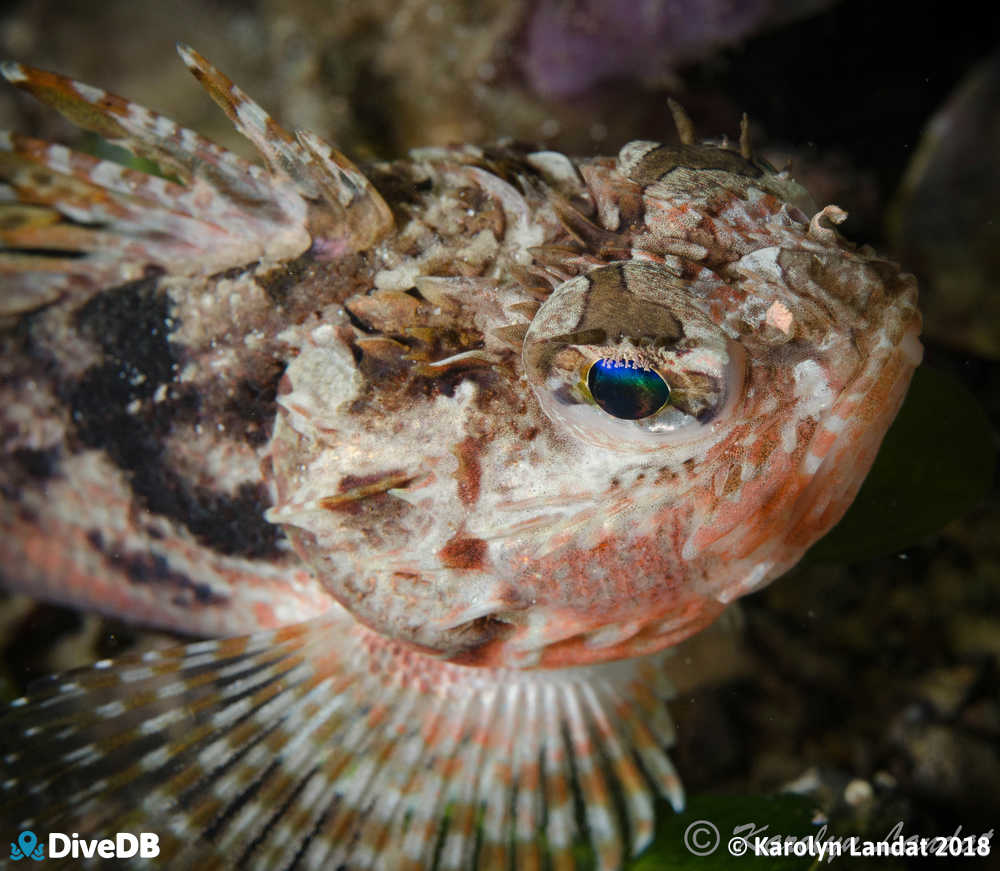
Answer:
587 359 670 420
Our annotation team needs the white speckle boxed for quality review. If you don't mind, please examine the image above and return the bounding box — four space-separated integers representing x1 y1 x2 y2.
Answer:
120 666 155 683
185 638 221 655
235 99 272 134
1 61 29 83
127 104 156 129
93 659 113 670
139 745 171 771
720 561 773 602
803 452 823 475
153 114 179 139
374 262 422 292
96 700 126 718
62 743 98 764
584 621 639 649
310 324 336 345
781 421 798 454
526 151 581 189
140 708 184 735
73 81 106 103
45 144 73 176
180 127 202 153
148 176 171 198
91 161 126 188
156 681 187 699
182 652 223 671
210 697 253 729
197 739 229 769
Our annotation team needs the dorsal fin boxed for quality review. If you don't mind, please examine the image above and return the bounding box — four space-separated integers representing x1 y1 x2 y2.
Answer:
177 44 393 250
666 97 696 145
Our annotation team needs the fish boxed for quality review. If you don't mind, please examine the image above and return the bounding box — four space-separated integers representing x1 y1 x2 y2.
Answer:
0 45 921 869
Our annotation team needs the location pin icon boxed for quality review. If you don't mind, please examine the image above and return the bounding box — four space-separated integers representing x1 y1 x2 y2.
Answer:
16 831 41 860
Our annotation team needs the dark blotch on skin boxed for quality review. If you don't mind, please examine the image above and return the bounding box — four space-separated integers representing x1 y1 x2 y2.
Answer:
448 617 518 666
5 446 60 484
117 548 228 606
412 365 499 405
225 368 283 447
255 253 312 304
209 261 259 283
85 526 227 607
453 437 483 506
75 270 175 388
68 276 282 559
0 446 62 503
438 535 488 570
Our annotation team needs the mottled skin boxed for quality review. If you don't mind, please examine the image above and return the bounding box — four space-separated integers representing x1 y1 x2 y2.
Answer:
266 139 921 669
0 49 920 870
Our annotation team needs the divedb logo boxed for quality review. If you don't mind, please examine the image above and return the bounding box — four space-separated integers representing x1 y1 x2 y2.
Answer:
9 830 160 861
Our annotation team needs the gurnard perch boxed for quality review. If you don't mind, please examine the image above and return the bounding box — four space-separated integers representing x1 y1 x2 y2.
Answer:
0 46 920 869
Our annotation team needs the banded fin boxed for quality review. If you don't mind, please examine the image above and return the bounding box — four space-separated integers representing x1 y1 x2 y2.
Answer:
0 46 391 314
0 58 310 308
0 60 275 199
177 44 393 251
1 606 684 870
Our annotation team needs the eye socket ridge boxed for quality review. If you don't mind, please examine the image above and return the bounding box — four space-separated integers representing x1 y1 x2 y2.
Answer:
522 261 746 451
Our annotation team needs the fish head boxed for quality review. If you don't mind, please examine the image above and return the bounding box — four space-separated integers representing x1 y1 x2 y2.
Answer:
264 139 922 668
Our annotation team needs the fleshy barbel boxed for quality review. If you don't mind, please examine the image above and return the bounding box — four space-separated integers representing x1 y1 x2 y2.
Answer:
0 45 920 869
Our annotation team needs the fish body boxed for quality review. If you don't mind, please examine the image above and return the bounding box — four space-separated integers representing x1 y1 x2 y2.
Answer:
0 48 920 868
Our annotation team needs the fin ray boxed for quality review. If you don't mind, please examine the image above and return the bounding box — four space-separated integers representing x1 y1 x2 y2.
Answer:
2 608 683 868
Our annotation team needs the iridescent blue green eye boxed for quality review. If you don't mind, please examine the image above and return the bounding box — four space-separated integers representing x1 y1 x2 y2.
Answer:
587 359 670 420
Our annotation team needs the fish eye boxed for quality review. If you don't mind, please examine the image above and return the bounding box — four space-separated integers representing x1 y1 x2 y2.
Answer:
522 261 744 452
587 359 670 420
